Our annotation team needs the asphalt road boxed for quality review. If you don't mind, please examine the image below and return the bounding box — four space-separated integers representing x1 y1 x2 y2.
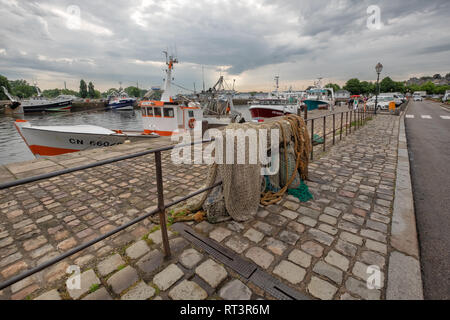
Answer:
404 99 450 299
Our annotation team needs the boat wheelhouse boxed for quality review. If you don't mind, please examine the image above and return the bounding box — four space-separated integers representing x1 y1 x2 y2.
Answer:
139 52 204 136
303 79 335 110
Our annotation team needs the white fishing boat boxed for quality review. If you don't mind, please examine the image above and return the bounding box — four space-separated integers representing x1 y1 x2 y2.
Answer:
138 52 204 136
303 78 335 110
249 76 302 122
14 120 158 156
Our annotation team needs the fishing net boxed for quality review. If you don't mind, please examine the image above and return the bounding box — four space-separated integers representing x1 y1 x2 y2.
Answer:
170 114 312 223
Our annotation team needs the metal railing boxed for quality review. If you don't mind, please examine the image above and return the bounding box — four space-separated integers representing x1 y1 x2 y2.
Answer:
0 139 220 290
300 106 375 160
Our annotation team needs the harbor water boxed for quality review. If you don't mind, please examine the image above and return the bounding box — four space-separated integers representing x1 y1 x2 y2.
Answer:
0 106 251 165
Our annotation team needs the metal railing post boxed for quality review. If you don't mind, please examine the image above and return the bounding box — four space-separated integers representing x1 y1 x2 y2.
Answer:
345 111 348 136
304 105 308 120
154 151 171 258
310 119 314 160
323 116 326 151
340 112 343 140
332 113 336 145
349 111 352 134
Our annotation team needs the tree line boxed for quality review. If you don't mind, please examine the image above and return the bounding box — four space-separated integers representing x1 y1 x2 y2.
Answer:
0 74 148 100
325 76 450 96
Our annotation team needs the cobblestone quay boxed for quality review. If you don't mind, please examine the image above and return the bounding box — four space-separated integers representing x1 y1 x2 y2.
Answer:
0 113 408 300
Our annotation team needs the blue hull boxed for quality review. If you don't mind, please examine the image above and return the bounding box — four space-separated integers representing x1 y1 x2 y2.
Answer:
303 100 330 111
106 99 135 110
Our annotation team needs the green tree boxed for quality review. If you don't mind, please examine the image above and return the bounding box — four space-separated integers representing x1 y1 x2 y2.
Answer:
124 86 141 97
9 79 37 99
420 81 436 94
79 79 88 98
324 83 340 93
343 78 361 95
379 77 396 93
0 74 11 100
87 81 96 99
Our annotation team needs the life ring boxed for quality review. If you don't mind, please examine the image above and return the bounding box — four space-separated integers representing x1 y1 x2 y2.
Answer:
188 118 196 129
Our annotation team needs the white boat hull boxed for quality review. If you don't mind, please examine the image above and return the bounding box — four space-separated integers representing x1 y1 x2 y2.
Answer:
14 120 158 157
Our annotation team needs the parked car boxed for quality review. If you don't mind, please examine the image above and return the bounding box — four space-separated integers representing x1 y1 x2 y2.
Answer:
413 95 423 101
367 96 395 110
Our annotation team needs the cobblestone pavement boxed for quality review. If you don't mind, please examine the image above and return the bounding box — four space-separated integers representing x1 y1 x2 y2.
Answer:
0 113 400 300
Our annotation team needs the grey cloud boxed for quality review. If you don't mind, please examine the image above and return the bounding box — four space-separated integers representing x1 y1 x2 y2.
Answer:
0 0 449 91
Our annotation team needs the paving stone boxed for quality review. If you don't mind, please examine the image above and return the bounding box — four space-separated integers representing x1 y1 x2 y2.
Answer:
227 221 245 232
219 279 252 300
23 236 47 251
340 232 363 245
298 207 321 219
245 247 274 269
256 209 270 218
244 228 264 243
365 239 387 254
369 212 390 224
97 254 125 276
318 224 338 235
283 201 300 211
335 239 357 257
286 221 305 234
107 266 139 294
126 240 150 259
44 261 69 283
323 207 341 217
266 214 287 226
345 277 381 300
361 250 386 267
74 254 95 267
308 228 334 246
30 244 54 259
34 289 61 300
340 292 359 300
11 284 39 300
288 249 312 268
264 237 287 255
168 280 208 300
82 287 113 300
319 214 337 225
0 252 23 269
313 261 343 284
168 237 189 254
67 269 101 300
273 260 306 284
360 229 386 243
366 219 388 233
225 236 249 254
297 215 317 227
153 264 184 291
352 261 384 287
136 249 164 275
121 281 156 300
308 276 338 300
209 227 232 242
301 241 324 257
342 213 365 226
325 250 350 271
179 248 203 269
279 209 299 220
195 259 227 288
57 237 77 251
253 221 275 235
147 229 174 244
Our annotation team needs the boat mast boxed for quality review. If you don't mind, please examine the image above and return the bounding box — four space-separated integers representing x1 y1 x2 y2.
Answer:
161 51 178 102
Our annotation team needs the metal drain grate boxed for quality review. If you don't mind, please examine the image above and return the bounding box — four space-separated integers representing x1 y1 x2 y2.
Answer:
171 223 310 300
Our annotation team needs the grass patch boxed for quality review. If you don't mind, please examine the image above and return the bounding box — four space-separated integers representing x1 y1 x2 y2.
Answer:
89 283 100 293
117 264 127 271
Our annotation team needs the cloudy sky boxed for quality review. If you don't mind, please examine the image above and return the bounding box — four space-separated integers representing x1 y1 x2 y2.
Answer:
0 0 449 93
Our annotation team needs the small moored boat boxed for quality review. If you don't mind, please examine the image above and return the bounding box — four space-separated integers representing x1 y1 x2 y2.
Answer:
14 120 158 157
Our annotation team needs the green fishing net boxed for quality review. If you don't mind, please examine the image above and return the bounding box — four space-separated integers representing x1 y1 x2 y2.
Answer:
287 180 313 202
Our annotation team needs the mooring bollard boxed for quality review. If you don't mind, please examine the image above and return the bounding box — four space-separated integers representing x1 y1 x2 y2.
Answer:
154 151 171 258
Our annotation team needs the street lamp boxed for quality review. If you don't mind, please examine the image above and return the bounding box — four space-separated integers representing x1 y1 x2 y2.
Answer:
374 62 383 114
